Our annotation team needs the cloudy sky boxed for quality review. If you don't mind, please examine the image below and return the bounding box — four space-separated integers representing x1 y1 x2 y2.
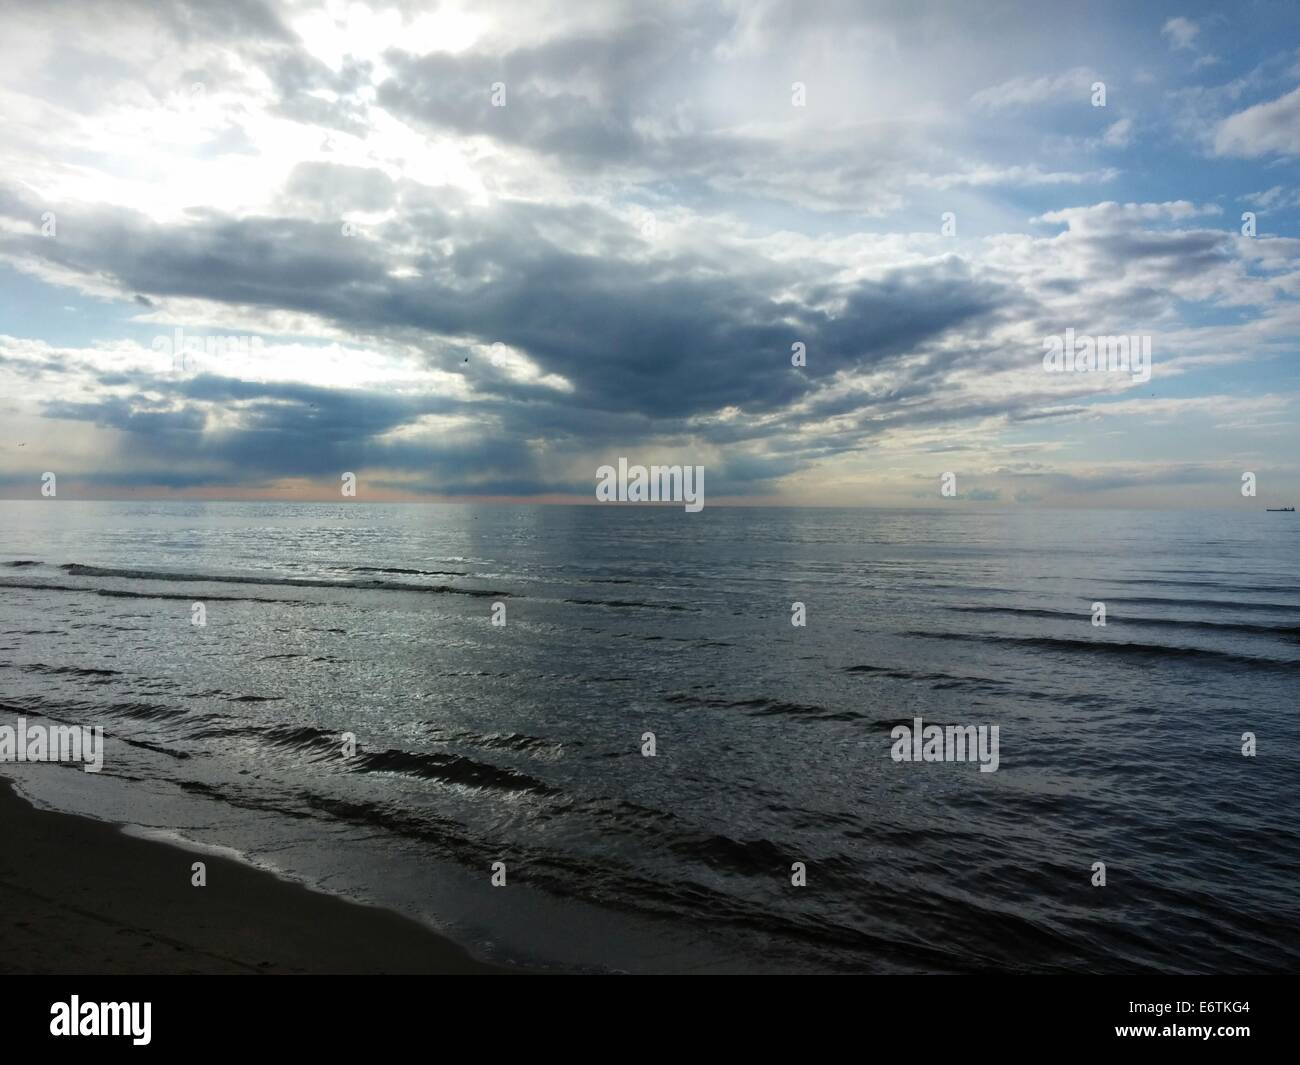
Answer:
1 0 1297 506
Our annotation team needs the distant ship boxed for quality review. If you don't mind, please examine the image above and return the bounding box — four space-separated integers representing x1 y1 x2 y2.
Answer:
1266 506 1295 512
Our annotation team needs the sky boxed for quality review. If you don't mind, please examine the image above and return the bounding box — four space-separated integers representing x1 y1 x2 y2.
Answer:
0 0 1298 507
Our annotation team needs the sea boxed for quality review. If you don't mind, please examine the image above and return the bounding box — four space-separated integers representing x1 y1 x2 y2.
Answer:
1 501 1297 973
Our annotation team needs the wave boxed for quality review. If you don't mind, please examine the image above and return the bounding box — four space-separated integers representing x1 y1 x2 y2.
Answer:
566 597 698 613
665 829 794 876
199 724 560 796
179 724 341 758
872 716 964 732
844 662 1003 687
841 662 1111 706
946 605 1300 638
59 563 506 599
21 663 121 678
662 691 862 722
0 578 308 605
258 724 340 755
349 565 466 577
103 701 184 722
1103 577 1300 594
350 748 559 795
120 736 191 760
1105 594 1300 613
903 631 1300 670
430 728 570 759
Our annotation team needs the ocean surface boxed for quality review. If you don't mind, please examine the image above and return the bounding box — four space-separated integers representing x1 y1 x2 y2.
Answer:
1 501 1298 973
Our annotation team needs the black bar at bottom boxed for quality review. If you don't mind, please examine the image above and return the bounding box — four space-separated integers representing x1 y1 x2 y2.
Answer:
0 975 1281 1051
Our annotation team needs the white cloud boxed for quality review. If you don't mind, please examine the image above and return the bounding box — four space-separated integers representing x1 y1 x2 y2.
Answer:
1214 85 1300 157
970 67 1097 110
1033 200 1222 231
1102 118 1134 148
1246 185 1300 210
1161 17 1199 51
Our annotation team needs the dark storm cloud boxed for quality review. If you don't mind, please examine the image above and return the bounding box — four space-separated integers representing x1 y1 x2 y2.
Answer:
146 0 294 45
376 20 700 170
4 152 1261 498
1075 230 1237 286
5 165 1201 498
1010 405 1090 422
44 395 207 435
0 182 1011 433
4 196 389 306
265 52 379 136
38 368 540 489
371 36 917 220
0 348 70 378
0 0 1271 499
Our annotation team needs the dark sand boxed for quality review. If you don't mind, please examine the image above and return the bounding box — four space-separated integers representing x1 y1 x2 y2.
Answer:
0 779 510 974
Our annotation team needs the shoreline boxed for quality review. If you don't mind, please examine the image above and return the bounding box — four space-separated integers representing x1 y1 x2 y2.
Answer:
0 778 515 974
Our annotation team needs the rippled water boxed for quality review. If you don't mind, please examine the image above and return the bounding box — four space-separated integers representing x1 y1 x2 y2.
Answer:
1 501 1298 972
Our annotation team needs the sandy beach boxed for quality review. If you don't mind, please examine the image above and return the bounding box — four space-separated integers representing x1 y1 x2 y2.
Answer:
0 779 509 974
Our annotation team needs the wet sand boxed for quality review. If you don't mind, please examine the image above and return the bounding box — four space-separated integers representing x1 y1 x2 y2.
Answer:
0 779 511 974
